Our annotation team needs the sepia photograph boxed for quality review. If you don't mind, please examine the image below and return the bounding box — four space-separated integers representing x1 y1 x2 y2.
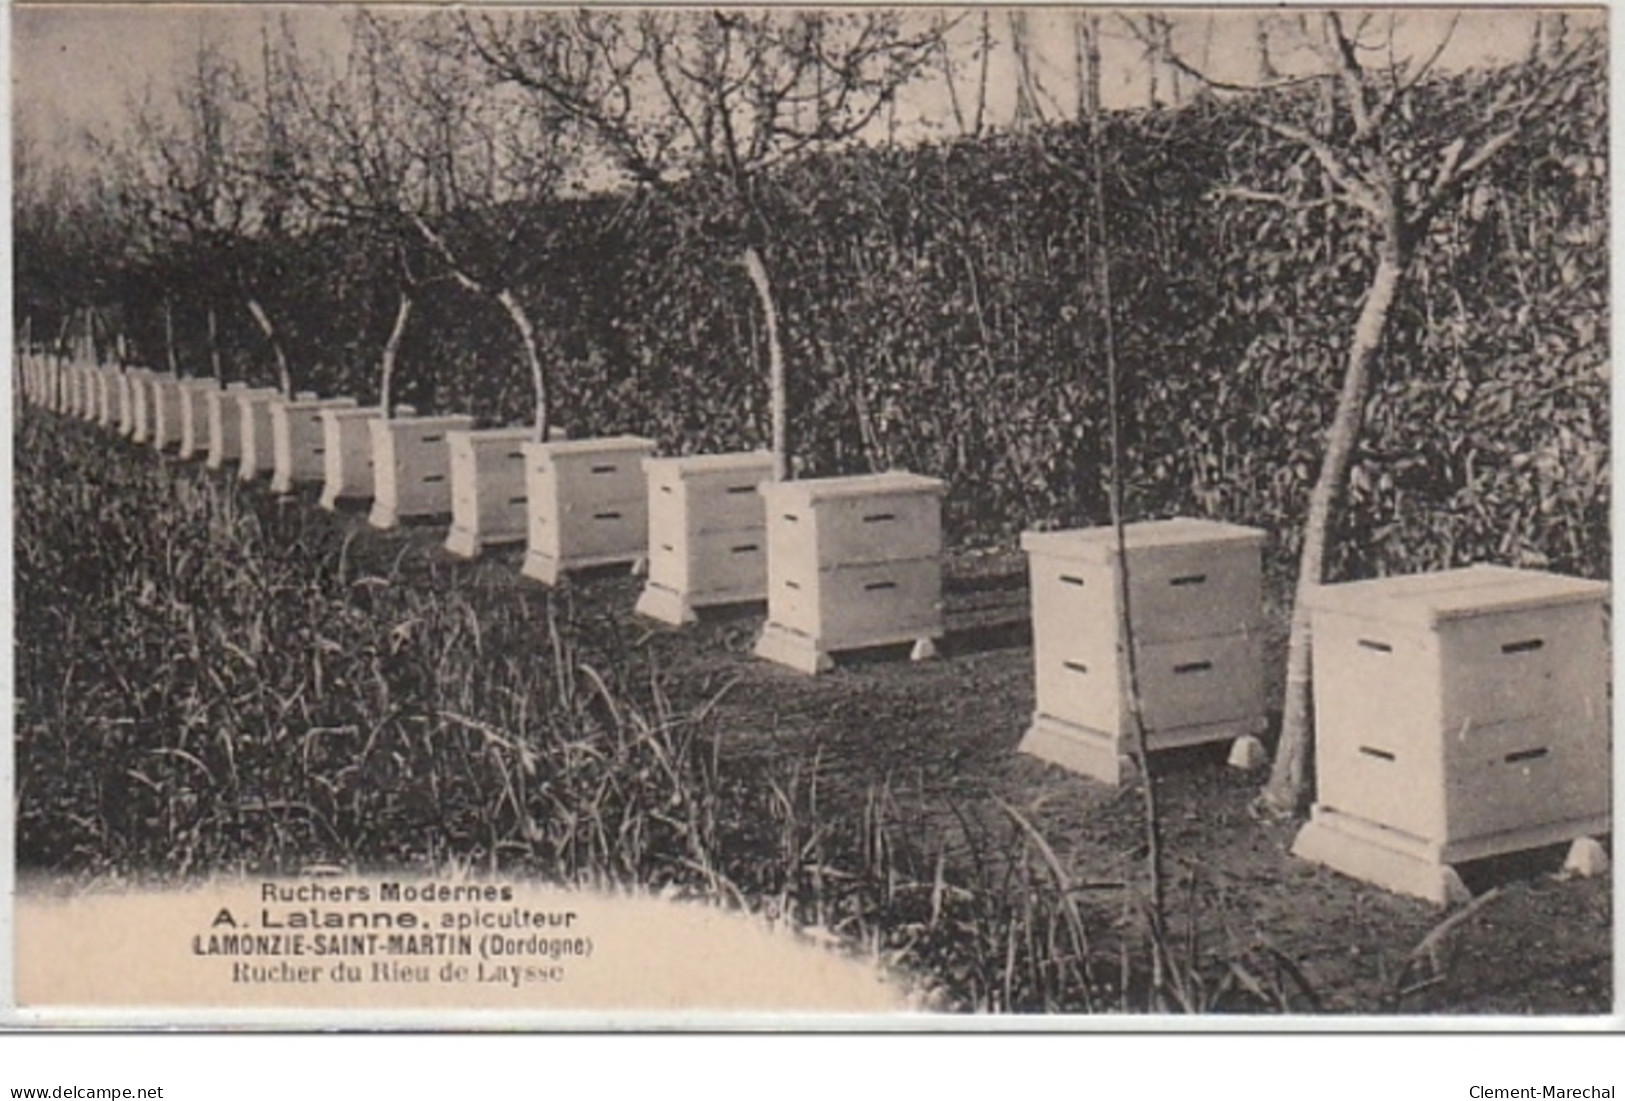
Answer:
4 3 1613 1026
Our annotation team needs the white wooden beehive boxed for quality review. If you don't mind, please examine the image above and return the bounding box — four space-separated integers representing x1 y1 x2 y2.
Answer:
269 395 358 495
94 366 116 427
367 413 475 529
1017 519 1267 784
236 389 290 481
318 406 384 510
205 384 262 469
519 435 657 583
1293 565 1612 903
137 369 166 443
75 364 94 419
754 471 946 674
443 426 565 558
635 451 776 625
176 379 218 459
149 374 185 452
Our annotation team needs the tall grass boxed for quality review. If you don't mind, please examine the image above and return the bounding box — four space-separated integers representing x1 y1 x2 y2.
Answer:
15 406 1310 1011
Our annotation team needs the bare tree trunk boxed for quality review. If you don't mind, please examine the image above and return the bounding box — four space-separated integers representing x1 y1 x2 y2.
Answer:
972 12 991 138
1074 13 1100 121
379 289 413 422
742 245 787 481
163 298 180 375
244 296 291 397
1262 242 1407 815
496 288 549 443
207 305 223 384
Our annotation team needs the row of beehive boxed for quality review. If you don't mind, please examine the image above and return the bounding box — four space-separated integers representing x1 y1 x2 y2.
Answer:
22 359 950 678
20 356 1611 904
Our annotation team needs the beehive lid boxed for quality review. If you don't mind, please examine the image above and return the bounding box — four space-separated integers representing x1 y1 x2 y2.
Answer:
759 470 945 503
524 434 655 456
643 450 776 475
322 405 383 419
446 425 538 444
281 396 359 410
1307 565 1610 627
1020 518 1265 563
178 377 221 389
377 412 475 427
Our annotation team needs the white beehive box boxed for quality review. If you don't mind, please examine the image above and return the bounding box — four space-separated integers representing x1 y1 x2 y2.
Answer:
94 366 116 427
1293 565 1612 903
149 374 185 452
74 363 94 419
754 471 946 674
520 436 657 583
318 406 387 510
269 395 358 495
1018 519 1267 784
368 413 475 529
176 379 218 459
238 389 296 482
443 426 565 558
635 451 776 625
205 384 263 470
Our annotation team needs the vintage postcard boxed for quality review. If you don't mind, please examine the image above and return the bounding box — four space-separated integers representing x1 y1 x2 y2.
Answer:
4 3 1614 1028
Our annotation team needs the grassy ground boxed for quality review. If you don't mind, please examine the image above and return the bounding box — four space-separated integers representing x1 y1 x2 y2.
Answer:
12 403 1612 1014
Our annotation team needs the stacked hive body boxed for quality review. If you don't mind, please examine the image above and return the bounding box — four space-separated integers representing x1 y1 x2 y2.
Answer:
520 436 657 583
1292 565 1611 903
368 414 475 528
319 406 385 510
1019 519 1267 785
125 368 152 441
205 384 264 470
754 472 946 674
73 363 93 419
270 395 358 495
237 389 289 481
149 374 185 452
636 451 776 625
177 379 218 460
444 426 564 558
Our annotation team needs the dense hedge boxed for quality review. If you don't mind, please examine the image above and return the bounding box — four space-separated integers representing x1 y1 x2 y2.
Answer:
25 51 1609 581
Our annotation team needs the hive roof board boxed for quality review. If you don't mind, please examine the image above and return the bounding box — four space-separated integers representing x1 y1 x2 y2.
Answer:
1306 564 1609 628
1019 518 1265 564
643 450 776 474
758 470 945 503
523 435 656 455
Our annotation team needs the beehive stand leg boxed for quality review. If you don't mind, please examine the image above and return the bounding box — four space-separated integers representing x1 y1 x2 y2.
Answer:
1226 734 1268 770
628 556 648 578
1291 808 1472 906
1562 837 1610 879
754 622 835 675
368 500 399 530
1017 714 1135 786
909 637 938 663
521 551 564 586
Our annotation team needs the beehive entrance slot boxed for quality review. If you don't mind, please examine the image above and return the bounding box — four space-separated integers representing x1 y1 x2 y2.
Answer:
421 434 444 444
1059 574 1085 587
594 511 622 520
731 543 759 554
1504 747 1549 764
1501 638 1545 655
1357 639 1393 653
863 512 896 523
1358 746 1396 762
726 485 756 495
1173 660 1213 675
1169 574 1207 587
590 464 618 474
423 474 445 484
864 580 898 592
1063 660 1088 675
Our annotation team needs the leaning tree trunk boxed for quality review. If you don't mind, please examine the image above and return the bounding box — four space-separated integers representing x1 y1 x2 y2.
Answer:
742 245 787 482
207 306 223 384
378 289 413 422
1261 240 1408 815
496 288 549 443
244 296 292 398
